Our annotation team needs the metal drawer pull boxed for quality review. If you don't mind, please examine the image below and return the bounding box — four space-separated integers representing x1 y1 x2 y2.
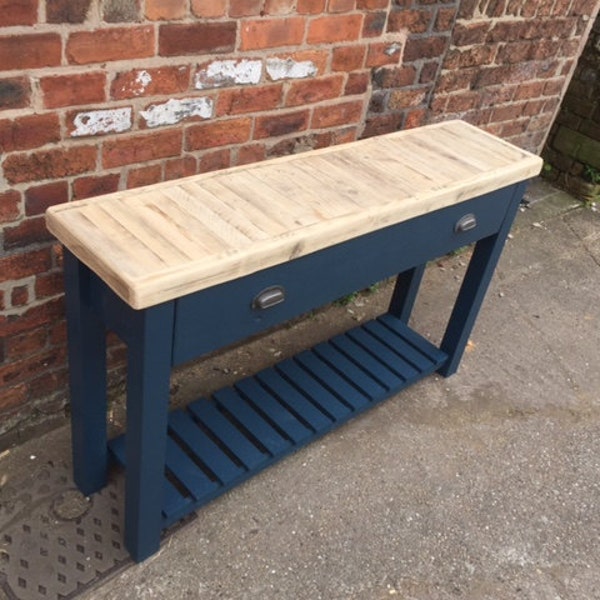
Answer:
252 286 286 310
455 213 477 233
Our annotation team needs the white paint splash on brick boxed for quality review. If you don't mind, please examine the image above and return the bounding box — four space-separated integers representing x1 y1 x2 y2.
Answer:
195 59 262 89
134 70 152 94
71 107 132 137
266 58 317 81
140 97 213 128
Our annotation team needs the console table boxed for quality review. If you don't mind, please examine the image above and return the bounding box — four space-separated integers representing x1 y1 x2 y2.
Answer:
46 120 542 562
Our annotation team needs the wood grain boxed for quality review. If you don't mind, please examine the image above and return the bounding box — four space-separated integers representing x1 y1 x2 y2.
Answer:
46 120 543 309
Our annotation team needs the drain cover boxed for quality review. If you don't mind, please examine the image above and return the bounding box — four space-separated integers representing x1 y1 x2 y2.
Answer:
0 460 194 600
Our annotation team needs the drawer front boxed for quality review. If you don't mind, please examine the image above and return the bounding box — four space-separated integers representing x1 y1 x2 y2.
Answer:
172 185 516 365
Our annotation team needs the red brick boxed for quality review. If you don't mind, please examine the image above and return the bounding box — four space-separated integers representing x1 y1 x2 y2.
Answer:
35 271 64 299
436 69 476 93
445 92 480 112
72 173 120 200
4 217 54 251
217 85 283 116
372 65 417 88
452 21 490 46
387 9 434 34
186 118 253 150
254 110 310 139
0 348 66 388
492 103 526 122
40 72 106 109
0 0 37 26
146 0 186 19
191 0 226 17
297 0 326 13
311 99 363 128
0 384 27 412
265 0 296 14
25 181 69 216
543 78 565 96
345 71 369 95
363 12 387 37
0 290 4 311
0 77 30 110
159 22 236 56
285 75 345 107
366 43 402 68
127 164 163 189
0 34 61 71
241 18 305 50
0 114 60 154
67 27 154 65
47 0 92 23
513 81 545 100
420 60 440 84
435 7 458 32
164 156 197 180
1 296 64 338
111 66 190 100
404 35 448 61
357 0 387 7
11 285 29 307
103 130 182 168
269 50 329 76
388 88 428 110
199 148 231 172
0 190 21 223
0 249 52 284
332 45 367 71
27 367 69 400
456 45 496 68
229 0 263 16
3 146 97 184
328 0 355 12
404 108 428 129
362 113 404 138
308 14 363 44
237 144 266 166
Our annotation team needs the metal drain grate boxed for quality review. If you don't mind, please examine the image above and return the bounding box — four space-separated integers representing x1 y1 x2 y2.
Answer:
0 459 193 600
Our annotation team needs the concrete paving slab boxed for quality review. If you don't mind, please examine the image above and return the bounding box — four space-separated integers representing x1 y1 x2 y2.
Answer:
1 180 599 600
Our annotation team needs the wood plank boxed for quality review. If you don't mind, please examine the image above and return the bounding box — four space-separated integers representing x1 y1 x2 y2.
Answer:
46 120 543 309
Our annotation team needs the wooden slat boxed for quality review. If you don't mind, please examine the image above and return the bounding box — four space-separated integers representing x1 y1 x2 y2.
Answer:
46 120 542 309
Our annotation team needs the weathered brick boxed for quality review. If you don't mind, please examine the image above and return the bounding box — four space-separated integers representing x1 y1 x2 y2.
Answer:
456 45 496 68
435 7 458 32
139 99 210 129
388 88 428 110
67 27 153 65
404 108 427 129
0 77 30 110
492 103 526 122
356 0 388 8
229 0 263 16
164 156 197 180
0 34 62 71
146 0 186 19
0 190 21 224
191 0 227 17
103 0 140 22
47 0 91 23
363 12 387 38
3 146 97 184
372 65 417 89
0 347 66 388
0 114 60 154
445 91 480 112
127 164 163 189
199 148 231 172
40 72 106 109
241 18 305 50
297 0 326 13
308 14 363 44
0 384 27 412
345 71 370 95
103 130 182 168
328 0 355 12
111 66 190 99
404 35 448 62
366 42 403 68
72 173 120 200
0 0 37 26
452 21 490 46
311 99 363 128
265 0 297 14
513 80 545 100
420 60 440 84
332 45 367 72
286 75 345 106
217 85 283 115
160 22 236 56
387 9 435 34
186 117 253 150
25 181 69 216
254 110 310 138
237 144 266 166
4 217 54 251
0 249 52 284
362 113 404 138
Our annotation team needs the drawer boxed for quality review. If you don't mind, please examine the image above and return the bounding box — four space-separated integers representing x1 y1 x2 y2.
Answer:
172 185 514 365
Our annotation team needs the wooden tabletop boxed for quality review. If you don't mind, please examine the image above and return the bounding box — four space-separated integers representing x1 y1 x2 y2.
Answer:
46 120 543 309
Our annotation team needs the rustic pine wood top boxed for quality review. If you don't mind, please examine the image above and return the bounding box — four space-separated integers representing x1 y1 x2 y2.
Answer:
46 120 543 309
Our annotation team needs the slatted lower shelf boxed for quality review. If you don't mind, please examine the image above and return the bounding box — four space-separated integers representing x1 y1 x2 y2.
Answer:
109 314 447 527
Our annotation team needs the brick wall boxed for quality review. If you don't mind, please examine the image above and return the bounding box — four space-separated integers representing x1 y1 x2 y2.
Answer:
0 0 598 444
542 8 600 182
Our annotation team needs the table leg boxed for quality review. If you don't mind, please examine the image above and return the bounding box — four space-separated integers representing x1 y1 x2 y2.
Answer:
388 264 426 323
64 251 108 496
124 302 175 562
438 182 526 377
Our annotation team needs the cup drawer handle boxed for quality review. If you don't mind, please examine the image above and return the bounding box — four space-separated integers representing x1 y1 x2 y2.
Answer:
455 213 477 233
252 286 286 310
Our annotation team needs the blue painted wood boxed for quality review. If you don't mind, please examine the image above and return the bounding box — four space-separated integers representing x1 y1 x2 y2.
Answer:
172 188 510 365
389 264 427 323
188 400 268 471
438 182 526 376
122 302 175 562
275 360 353 421
63 251 109 496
